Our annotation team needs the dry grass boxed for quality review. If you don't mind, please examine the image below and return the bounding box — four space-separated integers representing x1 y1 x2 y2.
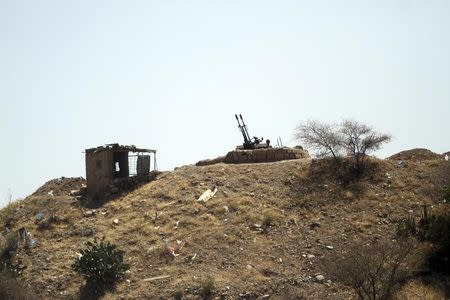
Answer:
0 276 37 300
394 278 448 300
0 199 21 230
0 154 449 299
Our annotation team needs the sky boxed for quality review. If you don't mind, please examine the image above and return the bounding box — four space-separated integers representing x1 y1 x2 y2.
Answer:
1 0 449 206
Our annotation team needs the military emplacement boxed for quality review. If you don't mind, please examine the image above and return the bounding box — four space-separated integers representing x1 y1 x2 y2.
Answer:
196 114 309 166
85 144 158 199
84 116 307 198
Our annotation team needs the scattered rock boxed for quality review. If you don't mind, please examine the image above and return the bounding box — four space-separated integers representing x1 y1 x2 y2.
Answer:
80 226 95 237
113 219 119 225
84 210 94 217
35 212 45 221
307 254 315 259
315 275 325 282
309 222 321 230
397 160 405 167
326 245 334 250
70 189 80 196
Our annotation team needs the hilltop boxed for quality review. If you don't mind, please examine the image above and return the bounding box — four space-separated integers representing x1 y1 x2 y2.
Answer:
1 148 449 299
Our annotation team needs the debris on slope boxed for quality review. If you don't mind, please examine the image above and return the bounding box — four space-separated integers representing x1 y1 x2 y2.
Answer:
197 187 218 203
32 177 86 197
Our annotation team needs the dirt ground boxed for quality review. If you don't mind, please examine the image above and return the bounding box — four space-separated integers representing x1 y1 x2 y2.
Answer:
2 148 450 299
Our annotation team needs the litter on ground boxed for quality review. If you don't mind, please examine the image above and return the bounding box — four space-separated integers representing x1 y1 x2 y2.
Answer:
197 187 218 203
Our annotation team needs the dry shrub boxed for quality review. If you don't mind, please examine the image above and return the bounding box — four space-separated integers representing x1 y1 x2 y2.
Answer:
36 214 63 230
421 160 450 201
307 156 382 188
295 119 391 179
261 208 283 231
228 197 252 212
393 277 447 300
323 240 415 300
0 276 37 300
271 286 307 299
0 200 20 229
198 276 215 300
1 232 18 259
173 289 183 300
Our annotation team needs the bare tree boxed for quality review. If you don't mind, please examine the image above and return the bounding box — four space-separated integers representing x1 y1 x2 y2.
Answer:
294 120 342 161
295 119 391 175
340 120 391 172
323 240 415 300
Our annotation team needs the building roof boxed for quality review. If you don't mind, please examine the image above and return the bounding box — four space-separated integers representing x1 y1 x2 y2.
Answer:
85 143 156 154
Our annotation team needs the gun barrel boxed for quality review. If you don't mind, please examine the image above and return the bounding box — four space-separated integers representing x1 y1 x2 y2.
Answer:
239 114 245 126
235 114 241 126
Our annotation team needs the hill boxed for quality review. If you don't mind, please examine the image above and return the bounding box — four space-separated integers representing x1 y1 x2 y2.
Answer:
1 149 450 299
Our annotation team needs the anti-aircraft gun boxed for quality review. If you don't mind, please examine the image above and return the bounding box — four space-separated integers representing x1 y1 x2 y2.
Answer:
235 114 270 150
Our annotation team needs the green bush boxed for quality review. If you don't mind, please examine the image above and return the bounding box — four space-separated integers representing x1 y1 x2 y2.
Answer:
0 258 26 278
443 186 450 201
418 211 450 274
396 216 416 238
173 290 183 300
418 213 450 247
72 239 129 289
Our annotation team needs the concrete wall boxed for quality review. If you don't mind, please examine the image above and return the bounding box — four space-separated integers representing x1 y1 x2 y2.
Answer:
86 151 114 199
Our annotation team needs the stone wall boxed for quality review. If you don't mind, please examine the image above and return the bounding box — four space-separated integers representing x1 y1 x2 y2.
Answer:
196 147 309 166
224 147 309 164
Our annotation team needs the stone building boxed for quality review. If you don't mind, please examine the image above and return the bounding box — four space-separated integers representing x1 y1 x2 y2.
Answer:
85 144 157 199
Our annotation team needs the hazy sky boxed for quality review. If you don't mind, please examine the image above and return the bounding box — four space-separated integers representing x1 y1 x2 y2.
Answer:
1 0 449 206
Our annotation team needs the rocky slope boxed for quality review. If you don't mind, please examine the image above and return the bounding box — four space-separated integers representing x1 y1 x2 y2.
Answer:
2 148 450 299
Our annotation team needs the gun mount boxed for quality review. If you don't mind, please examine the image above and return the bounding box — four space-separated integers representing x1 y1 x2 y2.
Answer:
235 114 270 150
